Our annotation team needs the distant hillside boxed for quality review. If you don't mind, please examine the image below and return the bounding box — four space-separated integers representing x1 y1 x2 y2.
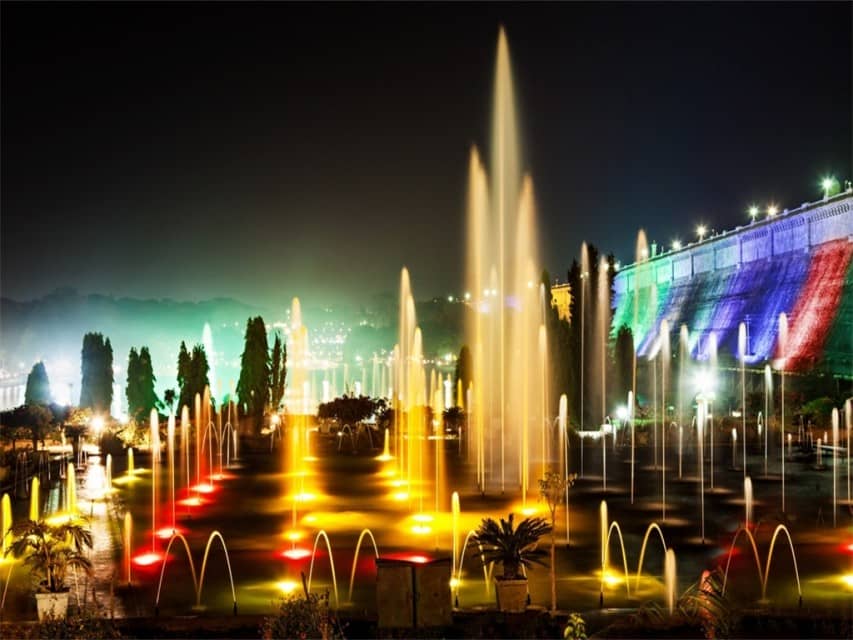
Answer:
0 288 273 400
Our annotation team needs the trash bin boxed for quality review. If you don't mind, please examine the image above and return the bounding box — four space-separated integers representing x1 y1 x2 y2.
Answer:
376 555 452 629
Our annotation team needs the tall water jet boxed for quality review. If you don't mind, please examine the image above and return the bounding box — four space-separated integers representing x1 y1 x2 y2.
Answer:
168 413 176 532
150 409 160 554
629 390 635 504
763 365 772 476
847 398 852 504
596 255 610 439
659 320 670 521
124 512 133 585
696 398 706 543
679 325 689 435
181 406 191 506
708 332 718 490
738 322 748 480
559 394 570 542
464 29 542 496
29 477 39 521
1 493 11 554
832 408 839 527
777 313 788 513
105 453 113 493
744 476 753 528
664 549 677 616
127 447 135 476
65 463 76 514
580 242 590 477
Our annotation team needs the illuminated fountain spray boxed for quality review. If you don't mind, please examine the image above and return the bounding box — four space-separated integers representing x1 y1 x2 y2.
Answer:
124 512 133 586
832 408 839 527
105 454 113 494
847 399 852 504
559 394 571 542
150 409 160 555
738 322 748 480
596 255 610 487
167 413 176 533
1 493 11 554
65 463 76 515
744 476 753 529
708 332 718 490
659 320 670 521
127 447 135 476
286 297 316 539
764 365 772 476
464 28 544 495
777 313 788 513
664 549 677 616
579 242 590 478
629 390 635 504
599 500 630 608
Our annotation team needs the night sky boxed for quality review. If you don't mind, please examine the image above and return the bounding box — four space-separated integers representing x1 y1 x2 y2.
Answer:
2 2 851 309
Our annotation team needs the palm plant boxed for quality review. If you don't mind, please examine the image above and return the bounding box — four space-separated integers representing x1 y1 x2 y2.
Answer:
469 513 551 580
5 519 93 592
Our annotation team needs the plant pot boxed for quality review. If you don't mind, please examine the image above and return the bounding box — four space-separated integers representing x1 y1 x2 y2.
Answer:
36 591 69 621
495 577 528 612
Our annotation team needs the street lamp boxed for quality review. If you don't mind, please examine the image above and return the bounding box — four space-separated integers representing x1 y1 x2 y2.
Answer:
767 205 778 217
671 239 682 251
748 205 759 221
696 225 707 242
822 176 838 199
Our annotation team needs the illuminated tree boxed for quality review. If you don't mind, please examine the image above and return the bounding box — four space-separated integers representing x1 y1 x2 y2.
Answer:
237 316 270 426
24 361 51 406
79 333 113 413
189 344 210 405
176 341 192 410
269 333 287 411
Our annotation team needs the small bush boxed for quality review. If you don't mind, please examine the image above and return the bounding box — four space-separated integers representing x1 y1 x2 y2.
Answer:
261 591 344 640
563 612 587 640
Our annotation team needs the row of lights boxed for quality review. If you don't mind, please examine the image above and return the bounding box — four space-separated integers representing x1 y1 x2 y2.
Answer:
670 175 844 252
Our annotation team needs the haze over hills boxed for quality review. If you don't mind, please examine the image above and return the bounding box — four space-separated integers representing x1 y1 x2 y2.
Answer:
0 287 465 409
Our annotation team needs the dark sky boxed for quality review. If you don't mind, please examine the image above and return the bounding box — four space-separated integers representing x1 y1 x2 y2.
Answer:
2 2 851 309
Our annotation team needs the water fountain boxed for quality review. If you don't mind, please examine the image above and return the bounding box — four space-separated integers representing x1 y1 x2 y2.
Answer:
764 365 772 476
29 477 39 521
664 549 677 616
778 312 788 513
154 530 237 614
659 320 670 521
832 408 839 527
348 529 379 602
1 493 11 553
464 28 545 496
738 322 747 479
722 524 801 605
65 463 76 515
744 476 753 529
599 501 630 607
124 512 133 586
306 530 339 607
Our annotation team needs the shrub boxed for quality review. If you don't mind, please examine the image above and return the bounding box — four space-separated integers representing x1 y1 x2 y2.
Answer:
261 591 344 640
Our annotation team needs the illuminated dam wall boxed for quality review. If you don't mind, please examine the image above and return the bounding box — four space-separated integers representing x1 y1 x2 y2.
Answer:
612 191 853 376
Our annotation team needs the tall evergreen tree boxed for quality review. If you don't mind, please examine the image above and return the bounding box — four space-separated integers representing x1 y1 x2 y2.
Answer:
177 341 192 410
269 333 287 411
80 332 114 413
24 361 52 406
237 316 270 425
126 347 141 419
138 347 160 417
189 344 211 408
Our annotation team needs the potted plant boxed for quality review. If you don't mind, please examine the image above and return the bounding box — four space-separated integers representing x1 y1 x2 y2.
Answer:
4 518 93 620
469 513 551 612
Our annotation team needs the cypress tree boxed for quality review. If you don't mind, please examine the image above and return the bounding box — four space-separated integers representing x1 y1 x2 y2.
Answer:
177 341 192 411
24 361 52 406
126 347 141 419
270 333 287 411
80 332 113 413
138 347 160 418
237 316 270 425
189 344 211 406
